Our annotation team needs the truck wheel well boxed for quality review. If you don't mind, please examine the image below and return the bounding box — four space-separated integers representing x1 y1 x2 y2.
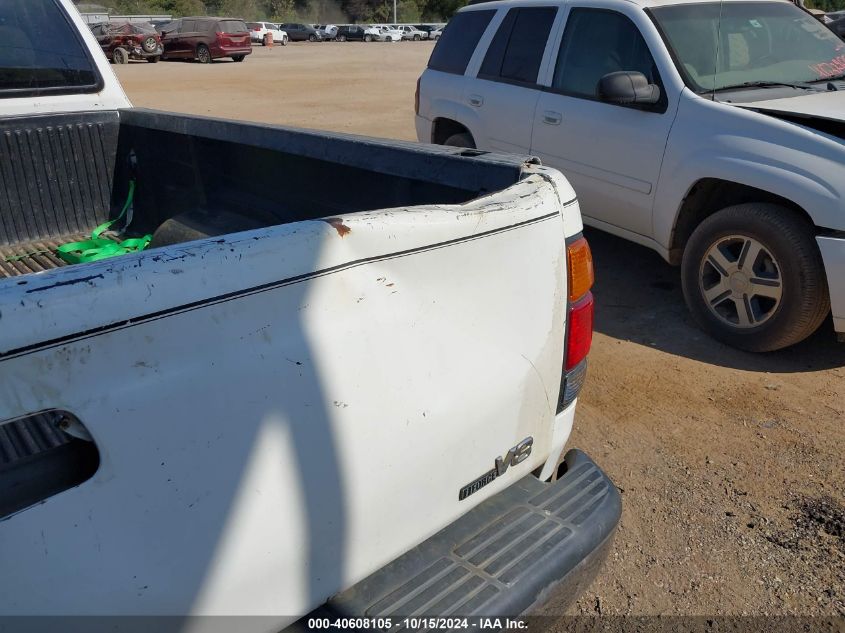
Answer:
669 178 813 265
432 118 472 146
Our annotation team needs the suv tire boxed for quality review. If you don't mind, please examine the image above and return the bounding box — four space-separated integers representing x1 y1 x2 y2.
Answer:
142 36 158 53
232 55 245 62
681 203 830 352
112 47 129 64
196 44 211 64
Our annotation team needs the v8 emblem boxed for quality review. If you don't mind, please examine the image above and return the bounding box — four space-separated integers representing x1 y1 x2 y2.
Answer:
495 436 534 476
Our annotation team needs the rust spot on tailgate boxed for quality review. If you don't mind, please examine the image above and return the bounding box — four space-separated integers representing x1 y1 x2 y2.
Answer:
324 218 351 238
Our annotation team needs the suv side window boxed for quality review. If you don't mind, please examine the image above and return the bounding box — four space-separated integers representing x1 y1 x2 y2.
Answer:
427 9 495 75
181 19 196 32
160 20 180 35
479 7 557 85
552 9 661 103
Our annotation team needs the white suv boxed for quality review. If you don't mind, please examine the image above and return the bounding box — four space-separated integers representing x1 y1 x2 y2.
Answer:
416 0 845 351
397 24 428 40
246 21 288 45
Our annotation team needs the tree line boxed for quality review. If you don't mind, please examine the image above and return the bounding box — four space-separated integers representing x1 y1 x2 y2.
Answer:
90 0 468 23
80 0 845 26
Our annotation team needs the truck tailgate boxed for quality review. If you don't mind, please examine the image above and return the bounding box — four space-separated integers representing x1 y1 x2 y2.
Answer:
0 165 579 625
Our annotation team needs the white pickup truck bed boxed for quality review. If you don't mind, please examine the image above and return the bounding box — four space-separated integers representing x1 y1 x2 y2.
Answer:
0 1 619 628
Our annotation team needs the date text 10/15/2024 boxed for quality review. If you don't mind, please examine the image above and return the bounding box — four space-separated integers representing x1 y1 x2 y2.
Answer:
306 617 530 630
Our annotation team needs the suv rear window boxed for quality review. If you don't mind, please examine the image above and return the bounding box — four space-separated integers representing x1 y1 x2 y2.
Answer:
428 10 495 75
0 0 101 98
218 20 248 33
479 7 557 85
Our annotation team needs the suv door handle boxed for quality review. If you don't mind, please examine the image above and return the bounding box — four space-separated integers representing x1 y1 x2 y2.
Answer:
468 94 483 107
542 111 562 125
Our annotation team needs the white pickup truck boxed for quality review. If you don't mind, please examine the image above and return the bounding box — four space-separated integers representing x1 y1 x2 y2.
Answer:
0 0 619 629
416 0 845 351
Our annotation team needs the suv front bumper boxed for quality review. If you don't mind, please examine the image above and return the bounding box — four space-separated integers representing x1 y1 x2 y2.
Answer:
296 449 620 623
818 234 845 338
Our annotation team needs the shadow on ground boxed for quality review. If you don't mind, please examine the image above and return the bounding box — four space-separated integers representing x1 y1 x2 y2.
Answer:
587 227 844 373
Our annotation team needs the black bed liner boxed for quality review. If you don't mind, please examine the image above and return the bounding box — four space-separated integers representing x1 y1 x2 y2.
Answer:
0 109 537 264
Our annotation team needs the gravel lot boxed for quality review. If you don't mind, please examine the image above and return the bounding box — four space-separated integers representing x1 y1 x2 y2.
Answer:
117 43 845 619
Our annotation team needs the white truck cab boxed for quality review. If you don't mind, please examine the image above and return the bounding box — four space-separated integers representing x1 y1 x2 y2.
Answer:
417 0 845 351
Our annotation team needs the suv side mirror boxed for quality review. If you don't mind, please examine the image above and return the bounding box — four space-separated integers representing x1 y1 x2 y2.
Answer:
598 71 660 106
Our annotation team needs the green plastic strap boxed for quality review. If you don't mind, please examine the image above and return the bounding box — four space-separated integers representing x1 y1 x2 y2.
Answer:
56 235 152 264
55 180 152 265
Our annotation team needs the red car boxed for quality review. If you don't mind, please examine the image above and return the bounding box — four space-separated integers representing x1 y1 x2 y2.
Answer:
159 17 252 63
90 22 163 64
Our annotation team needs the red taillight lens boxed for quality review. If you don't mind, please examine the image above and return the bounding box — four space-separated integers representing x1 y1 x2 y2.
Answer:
415 77 421 116
253 27 261 30
565 291 594 371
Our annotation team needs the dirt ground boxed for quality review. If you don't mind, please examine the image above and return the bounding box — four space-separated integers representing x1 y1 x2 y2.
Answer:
117 44 845 620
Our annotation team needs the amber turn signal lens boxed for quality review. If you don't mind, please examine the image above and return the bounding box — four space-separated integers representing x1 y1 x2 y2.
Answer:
567 237 594 302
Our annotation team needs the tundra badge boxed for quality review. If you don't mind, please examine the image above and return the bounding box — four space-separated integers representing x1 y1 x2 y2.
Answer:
458 437 534 501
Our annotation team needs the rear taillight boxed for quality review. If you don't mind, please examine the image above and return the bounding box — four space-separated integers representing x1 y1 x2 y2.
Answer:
414 77 421 115
565 292 594 370
253 27 261 30
558 235 595 411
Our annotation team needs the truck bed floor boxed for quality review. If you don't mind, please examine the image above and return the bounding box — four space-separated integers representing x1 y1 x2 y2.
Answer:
0 234 118 279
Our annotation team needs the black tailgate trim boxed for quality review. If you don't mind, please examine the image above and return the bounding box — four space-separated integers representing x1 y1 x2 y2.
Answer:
295 449 620 624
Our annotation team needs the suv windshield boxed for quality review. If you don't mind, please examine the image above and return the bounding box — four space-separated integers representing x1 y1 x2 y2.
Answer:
651 1 845 92
0 0 100 97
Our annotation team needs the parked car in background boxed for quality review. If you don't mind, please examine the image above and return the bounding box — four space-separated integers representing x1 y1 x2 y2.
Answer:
337 24 384 42
160 16 251 62
90 21 163 63
429 25 443 39
246 22 288 45
376 25 403 41
414 24 438 38
315 24 338 40
397 24 427 40
335 25 375 41
418 0 845 351
828 13 845 37
278 23 322 41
